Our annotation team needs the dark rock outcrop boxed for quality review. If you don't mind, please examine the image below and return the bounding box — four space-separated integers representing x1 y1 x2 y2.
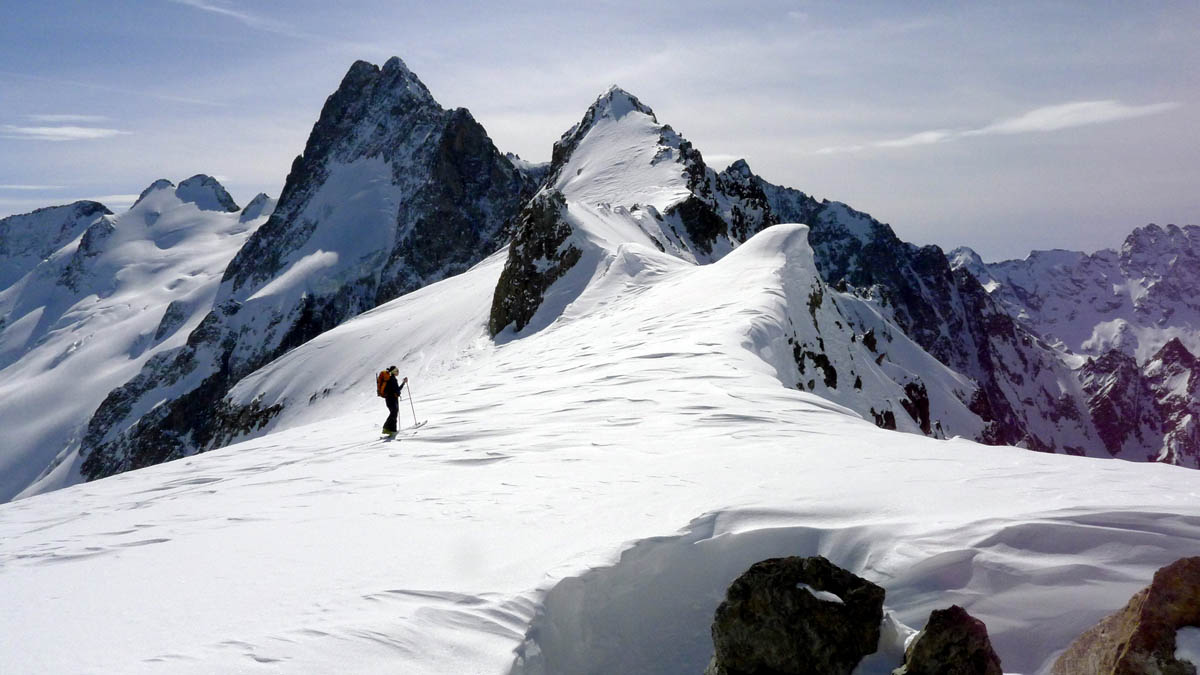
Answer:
894 605 1002 675
488 191 578 334
1051 556 1200 675
706 556 885 675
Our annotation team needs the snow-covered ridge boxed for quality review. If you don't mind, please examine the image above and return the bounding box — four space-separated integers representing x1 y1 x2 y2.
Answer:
131 174 240 213
2 218 1198 674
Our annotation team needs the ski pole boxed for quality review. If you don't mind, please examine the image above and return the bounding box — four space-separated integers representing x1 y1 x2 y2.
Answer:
407 380 418 425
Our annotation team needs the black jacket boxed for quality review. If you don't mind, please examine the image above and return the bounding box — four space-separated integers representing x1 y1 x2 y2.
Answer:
384 375 404 399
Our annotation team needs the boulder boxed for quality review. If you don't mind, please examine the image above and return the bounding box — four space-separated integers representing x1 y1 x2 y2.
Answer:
1051 556 1200 675
706 556 885 675
893 605 1002 675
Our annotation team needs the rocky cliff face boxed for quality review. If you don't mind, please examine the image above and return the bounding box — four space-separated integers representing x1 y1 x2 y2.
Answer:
953 225 1200 467
80 57 535 480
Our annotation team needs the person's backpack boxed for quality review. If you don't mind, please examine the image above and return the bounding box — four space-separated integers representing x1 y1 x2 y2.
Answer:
376 370 391 398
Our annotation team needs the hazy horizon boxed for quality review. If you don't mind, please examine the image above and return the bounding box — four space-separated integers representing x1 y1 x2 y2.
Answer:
1 1 1196 260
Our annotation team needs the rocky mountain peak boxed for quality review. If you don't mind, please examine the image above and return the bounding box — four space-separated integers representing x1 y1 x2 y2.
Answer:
725 158 754 179
291 56 443 177
176 174 240 212
1151 337 1197 370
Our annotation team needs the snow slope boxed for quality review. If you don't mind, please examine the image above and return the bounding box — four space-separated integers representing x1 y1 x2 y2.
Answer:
0 179 270 501
3 224 1198 674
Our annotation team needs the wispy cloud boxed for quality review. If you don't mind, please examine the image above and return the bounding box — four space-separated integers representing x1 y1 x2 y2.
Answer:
0 184 65 190
26 114 109 124
166 0 381 52
168 0 296 35
1 125 131 142
816 100 1181 154
963 100 1180 136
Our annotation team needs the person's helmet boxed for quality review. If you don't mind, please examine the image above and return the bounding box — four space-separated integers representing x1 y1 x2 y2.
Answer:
388 365 399 375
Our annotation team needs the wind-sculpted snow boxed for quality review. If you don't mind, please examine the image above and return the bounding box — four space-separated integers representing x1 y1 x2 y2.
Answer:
0 181 268 501
79 57 534 481
2 220 1199 672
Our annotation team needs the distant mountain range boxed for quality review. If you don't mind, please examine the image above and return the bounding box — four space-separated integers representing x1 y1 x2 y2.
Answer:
0 56 1195 503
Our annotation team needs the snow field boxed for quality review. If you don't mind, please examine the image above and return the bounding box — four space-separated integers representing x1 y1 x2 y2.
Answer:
3 223 1200 674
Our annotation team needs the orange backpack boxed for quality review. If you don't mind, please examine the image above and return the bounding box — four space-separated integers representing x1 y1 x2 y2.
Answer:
376 370 391 397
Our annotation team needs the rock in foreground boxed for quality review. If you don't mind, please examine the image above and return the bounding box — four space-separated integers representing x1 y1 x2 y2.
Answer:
706 556 885 675
1051 556 1200 675
894 605 1002 675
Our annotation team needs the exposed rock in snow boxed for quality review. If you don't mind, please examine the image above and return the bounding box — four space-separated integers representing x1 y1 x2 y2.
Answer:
956 225 1200 466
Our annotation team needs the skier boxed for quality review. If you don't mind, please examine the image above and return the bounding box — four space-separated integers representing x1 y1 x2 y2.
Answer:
377 366 407 435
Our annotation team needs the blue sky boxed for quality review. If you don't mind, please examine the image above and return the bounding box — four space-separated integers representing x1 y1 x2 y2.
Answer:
1 1 1195 259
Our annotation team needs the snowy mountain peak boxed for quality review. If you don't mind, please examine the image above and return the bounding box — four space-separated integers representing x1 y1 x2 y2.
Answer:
947 246 984 269
239 193 276 223
133 179 175 208
593 85 656 121
0 200 113 289
176 174 240 212
544 87 694 213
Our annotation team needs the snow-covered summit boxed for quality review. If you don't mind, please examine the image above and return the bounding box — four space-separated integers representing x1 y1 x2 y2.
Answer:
176 174 240 212
546 85 691 213
239 192 276 223
131 175 240 213
0 181 270 501
132 178 176 208
0 200 111 289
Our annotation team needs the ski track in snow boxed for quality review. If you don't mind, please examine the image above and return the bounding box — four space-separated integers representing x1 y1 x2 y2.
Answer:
3 225 1200 674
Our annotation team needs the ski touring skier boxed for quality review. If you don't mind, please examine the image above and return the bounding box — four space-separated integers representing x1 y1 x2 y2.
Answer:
377 365 407 436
